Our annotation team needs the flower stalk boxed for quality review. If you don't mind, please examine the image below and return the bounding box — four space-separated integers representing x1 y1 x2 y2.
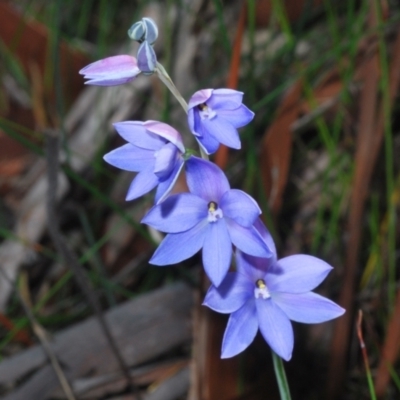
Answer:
272 351 292 400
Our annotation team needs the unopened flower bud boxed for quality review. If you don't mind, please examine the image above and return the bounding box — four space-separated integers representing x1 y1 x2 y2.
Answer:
137 40 157 75
128 20 146 42
128 17 158 45
142 17 158 45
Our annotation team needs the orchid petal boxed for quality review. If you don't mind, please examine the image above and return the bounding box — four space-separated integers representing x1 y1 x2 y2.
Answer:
203 272 253 313
202 219 232 287
188 89 213 109
207 89 244 110
144 121 185 153
254 218 277 260
273 292 345 323
221 300 258 358
217 105 254 128
185 156 230 201
113 121 165 150
196 134 220 155
125 169 158 201
256 298 293 361
149 221 208 265
154 143 177 179
236 251 275 282
267 255 333 294
79 55 140 86
142 193 208 233
220 189 260 227
154 159 184 204
227 220 272 258
201 117 241 149
103 144 154 171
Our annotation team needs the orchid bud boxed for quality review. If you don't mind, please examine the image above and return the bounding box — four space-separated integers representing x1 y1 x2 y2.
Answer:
128 20 146 42
142 17 158 45
137 40 157 75
128 18 158 45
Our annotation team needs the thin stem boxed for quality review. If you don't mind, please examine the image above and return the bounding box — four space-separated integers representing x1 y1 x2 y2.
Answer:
272 351 292 400
155 61 209 161
155 62 188 112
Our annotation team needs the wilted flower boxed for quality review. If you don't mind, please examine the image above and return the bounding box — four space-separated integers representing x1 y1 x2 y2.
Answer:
104 120 185 204
79 55 140 86
142 157 272 286
203 227 345 360
187 89 254 154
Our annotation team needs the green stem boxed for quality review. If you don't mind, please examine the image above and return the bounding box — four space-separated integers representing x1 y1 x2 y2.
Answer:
272 351 292 400
155 61 209 161
155 62 188 112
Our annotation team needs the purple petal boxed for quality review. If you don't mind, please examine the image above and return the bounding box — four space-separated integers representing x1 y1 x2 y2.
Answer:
256 298 294 361
103 144 155 171
144 121 185 153
217 105 254 128
221 300 258 358
273 292 345 323
254 218 277 260
154 158 184 204
79 55 140 86
203 272 253 313
114 121 165 150
142 193 208 233
185 157 230 201
227 220 272 258
188 89 213 110
137 40 157 74
125 169 158 201
154 143 178 179
267 255 333 294
236 251 275 282
220 189 261 227
201 117 241 149
202 219 232 287
149 221 208 265
196 134 220 155
207 89 244 110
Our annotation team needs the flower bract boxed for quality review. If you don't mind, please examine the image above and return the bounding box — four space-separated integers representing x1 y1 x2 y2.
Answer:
203 232 345 360
142 157 272 286
79 55 141 86
187 89 255 154
104 120 185 204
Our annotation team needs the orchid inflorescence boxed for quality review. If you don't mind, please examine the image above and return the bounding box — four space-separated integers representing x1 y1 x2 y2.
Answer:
80 17 344 363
